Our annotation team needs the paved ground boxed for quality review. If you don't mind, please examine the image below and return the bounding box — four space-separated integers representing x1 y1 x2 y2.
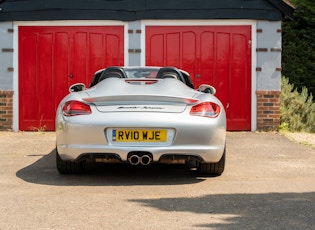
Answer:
0 131 314 229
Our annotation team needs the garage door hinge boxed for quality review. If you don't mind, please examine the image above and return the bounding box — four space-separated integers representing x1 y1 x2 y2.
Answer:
128 49 141 53
2 48 13 52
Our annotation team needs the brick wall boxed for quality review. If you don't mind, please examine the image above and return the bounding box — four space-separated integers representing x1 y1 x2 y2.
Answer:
0 91 13 130
256 90 280 131
0 90 282 131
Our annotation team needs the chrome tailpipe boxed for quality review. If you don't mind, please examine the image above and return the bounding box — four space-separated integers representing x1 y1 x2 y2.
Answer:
128 155 141 165
128 153 152 166
140 155 152 166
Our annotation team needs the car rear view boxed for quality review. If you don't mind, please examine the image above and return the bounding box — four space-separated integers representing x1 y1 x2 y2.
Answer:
55 67 226 176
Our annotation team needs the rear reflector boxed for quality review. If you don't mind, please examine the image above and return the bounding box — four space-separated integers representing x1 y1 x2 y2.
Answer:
62 100 92 117
190 102 221 118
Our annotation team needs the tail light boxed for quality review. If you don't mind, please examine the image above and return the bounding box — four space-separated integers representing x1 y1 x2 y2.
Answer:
190 102 221 118
62 100 92 117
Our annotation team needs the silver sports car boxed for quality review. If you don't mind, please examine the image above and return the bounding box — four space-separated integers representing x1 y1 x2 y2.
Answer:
56 66 226 176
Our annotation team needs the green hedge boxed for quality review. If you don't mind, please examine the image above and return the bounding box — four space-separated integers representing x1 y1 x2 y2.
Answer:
280 76 315 132
282 0 315 100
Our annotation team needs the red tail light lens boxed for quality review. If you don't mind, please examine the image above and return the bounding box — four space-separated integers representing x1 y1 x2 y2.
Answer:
62 100 92 117
190 102 221 118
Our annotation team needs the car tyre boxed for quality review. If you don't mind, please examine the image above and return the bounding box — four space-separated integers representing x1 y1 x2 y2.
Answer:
198 146 225 176
56 148 85 174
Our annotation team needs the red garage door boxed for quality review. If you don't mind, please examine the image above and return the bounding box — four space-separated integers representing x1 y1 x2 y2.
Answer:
19 26 124 131
146 26 251 130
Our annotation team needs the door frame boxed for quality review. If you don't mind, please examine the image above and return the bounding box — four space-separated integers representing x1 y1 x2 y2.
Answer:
141 20 257 131
13 20 129 131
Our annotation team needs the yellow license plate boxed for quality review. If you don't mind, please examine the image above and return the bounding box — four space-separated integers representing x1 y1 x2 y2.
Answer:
113 129 167 142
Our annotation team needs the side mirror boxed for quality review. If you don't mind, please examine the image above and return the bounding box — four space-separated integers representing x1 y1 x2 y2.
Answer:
69 83 86 92
198 84 216 95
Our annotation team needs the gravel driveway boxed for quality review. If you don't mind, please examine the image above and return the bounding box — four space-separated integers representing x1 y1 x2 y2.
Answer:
283 131 315 149
0 131 314 229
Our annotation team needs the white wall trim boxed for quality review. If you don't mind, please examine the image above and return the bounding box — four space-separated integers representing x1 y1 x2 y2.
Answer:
124 23 130 67
12 25 18 131
140 19 257 131
141 19 257 26
13 20 127 26
12 20 128 131
251 22 258 131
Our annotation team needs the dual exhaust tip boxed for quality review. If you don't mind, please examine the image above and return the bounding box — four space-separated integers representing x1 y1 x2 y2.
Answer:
128 153 152 166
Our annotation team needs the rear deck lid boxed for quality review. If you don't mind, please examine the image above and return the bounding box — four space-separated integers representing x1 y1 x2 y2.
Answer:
83 78 198 113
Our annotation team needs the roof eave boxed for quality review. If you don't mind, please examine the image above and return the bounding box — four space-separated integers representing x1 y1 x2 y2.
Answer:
268 0 296 20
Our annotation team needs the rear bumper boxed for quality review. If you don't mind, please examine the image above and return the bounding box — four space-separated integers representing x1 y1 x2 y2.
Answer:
56 111 226 163
57 142 225 163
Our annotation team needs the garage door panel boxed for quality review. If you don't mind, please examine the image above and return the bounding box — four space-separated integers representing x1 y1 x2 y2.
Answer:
89 33 105 76
166 33 181 67
24 35 39 122
183 32 197 83
20 34 37 121
231 34 248 77
216 32 230 66
54 32 71 106
200 32 214 86
230 33 250 124
146 25 251 130
38 33 55 126
19 26 124 131
105 34 123 67
147 34 164 66
214 32 231 120
72 32 87 85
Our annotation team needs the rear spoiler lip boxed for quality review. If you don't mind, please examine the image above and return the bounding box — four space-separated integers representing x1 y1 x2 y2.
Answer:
83 95 199 105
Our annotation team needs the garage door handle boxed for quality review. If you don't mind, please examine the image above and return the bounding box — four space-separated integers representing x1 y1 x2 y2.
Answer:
69 74 74 78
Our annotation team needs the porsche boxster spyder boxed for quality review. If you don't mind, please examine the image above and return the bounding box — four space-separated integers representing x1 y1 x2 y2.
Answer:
55 66 226 176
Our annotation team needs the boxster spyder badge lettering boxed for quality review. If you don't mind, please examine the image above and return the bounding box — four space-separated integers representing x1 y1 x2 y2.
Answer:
56 66 226 176
117 106 164 110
